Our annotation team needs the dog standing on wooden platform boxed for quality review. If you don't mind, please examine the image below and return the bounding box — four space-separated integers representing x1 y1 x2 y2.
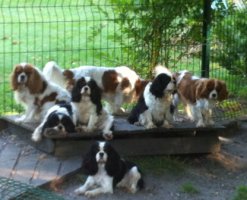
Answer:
74 141 144 197
128 66 176 129
174 70 228 127
71 76 114 140
43 61 148 115
11 63 70 123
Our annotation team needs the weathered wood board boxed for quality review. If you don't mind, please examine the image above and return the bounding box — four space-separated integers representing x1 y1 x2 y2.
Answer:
0 115 228 157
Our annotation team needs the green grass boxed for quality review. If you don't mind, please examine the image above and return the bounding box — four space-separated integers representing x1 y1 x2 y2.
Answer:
0 0 123 114
180 182 200 195
131 156 187 176
232 185 247 200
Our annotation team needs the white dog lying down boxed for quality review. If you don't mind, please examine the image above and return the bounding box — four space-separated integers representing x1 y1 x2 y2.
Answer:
74 141 144 198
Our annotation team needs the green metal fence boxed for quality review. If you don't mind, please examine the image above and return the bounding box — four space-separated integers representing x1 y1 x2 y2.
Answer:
0 176 64 200
0 0 246 117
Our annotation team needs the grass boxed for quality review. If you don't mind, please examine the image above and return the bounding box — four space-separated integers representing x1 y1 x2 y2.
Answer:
0 0 123 114
180 182 200 195
130 155 187 176
232 185 247 200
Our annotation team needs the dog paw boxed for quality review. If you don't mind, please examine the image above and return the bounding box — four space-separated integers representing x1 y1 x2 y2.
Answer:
85 191 97 198
162 121 173 128
15 116 26 123
76 126 91 133
196 121 206 127
207 120 215 126
103 131 113 140
31 132 42 142
74 188 85 195
146 123 156 129
133 122 142 126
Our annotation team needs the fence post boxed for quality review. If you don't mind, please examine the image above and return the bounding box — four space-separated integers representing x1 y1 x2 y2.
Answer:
201 0 211 78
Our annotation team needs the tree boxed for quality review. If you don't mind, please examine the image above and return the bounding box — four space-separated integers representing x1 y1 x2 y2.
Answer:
91 0 202 77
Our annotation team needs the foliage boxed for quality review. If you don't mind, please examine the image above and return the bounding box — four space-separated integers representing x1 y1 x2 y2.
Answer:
131 155 187 175
91 0 203 77
232 185 247 200
180 182 200 195
212 4 247 77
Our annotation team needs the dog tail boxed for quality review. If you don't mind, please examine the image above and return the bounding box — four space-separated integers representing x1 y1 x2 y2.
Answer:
127 94 148 125
153 64 173 77
137 176 145 190
43 61 66 87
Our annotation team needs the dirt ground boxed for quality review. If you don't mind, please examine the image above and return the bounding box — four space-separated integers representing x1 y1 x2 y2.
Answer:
55 120 247 200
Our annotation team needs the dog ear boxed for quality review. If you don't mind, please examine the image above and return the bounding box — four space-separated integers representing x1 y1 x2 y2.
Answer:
11 66 19 90
82 143 98 175
218 80 228 101
62 116 76 133
105 142 121 177
71 78 84 102
150 74 171 98
88 79 103 115
27 65 45 94
196 80 210 99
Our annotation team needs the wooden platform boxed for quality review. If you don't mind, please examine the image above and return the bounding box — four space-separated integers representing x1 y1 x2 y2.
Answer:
0 135 81 189
0 115 230 157
0 114 238 192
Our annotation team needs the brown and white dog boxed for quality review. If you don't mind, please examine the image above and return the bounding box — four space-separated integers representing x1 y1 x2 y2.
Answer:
11 63 71 123
43 61 148 115
174 70 228 127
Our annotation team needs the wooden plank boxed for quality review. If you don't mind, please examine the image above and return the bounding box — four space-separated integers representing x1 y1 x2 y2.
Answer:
30 156 61 187
57 156 81 177
0 143 21 178
4 118 55 154
11 152 40 184
54 135 220 157
2 115 226 139
0 118 8 132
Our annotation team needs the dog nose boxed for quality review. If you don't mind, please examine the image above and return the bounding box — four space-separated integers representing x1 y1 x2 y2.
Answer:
84 87 88 91
99 152 104 158
58 125 63 130
20 74 25 81
212 93 217 98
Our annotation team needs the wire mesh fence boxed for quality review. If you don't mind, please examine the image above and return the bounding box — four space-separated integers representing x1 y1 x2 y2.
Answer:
0 0 246 119
0 176 64 200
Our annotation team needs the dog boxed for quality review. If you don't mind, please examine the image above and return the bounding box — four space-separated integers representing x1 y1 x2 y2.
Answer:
11 63 70 123
31 102 77 142
71 76 114 140
43 61 148 115
128 69 176 129
74 141 144 197
174 70 228 127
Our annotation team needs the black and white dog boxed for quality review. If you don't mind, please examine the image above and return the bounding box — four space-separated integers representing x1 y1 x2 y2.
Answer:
71 77 114 140
128 72 176 129
32 102 76 142
74 141 144 197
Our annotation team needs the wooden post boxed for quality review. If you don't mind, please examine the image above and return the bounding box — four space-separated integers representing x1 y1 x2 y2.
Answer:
201 0 211 78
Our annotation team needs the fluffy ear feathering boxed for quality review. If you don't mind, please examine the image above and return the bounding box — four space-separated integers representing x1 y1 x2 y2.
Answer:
174 70 228 127
11 63 45 94
195 79 228 101
11 63 71 123
128 71 176 129
31 102 77 142
74 141 144 197
71 77 114 140
153 64 173 78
